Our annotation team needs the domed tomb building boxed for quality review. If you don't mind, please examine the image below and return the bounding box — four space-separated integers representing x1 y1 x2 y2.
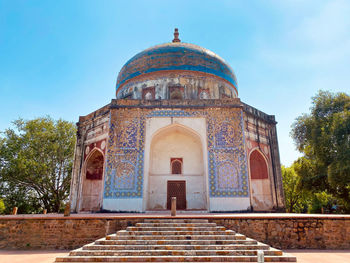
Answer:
69 30 285 212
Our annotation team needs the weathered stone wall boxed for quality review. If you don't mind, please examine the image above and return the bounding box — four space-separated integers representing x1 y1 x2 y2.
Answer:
0 217 143 249
1 215 349 250
212 217 350 249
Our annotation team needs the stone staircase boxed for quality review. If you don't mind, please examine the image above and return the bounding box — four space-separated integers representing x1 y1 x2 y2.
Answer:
55 219 297 262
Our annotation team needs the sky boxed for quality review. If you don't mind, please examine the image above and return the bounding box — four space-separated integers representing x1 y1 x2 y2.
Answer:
0 0 349 166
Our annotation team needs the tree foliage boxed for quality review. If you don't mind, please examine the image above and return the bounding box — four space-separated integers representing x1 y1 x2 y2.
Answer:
281 165 309 213
291 90 350 212
0 117 76 213
0 198 5 214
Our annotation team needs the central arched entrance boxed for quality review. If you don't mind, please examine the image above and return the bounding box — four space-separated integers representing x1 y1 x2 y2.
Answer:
147 124 206 210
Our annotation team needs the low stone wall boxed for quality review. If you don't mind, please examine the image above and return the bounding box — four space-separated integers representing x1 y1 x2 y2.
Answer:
0 214 349 250
212 217 350 249
0 217 143 249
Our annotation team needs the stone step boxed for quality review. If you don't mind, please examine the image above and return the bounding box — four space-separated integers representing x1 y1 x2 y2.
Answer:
136 222 218 227
118 230 234 236
83 243 271 251
143 219 209 223
69 248 283 257
55 219 297 263
107 233 246 240
55 254 297 262
126 226 227 231
95 238 258 246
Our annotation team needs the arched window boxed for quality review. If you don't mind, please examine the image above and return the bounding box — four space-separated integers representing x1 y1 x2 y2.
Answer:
169 86 184 100
170 90 183 99
145 92 153 100
199 91 209 99
250 150 268 179
171 158 183 174
85 150 104 180
142 87 155 100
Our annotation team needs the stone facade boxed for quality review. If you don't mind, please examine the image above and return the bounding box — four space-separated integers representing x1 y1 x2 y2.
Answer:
69 32 285 213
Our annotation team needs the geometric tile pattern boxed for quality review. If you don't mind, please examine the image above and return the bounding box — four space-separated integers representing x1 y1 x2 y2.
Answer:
207 109 249 197
104 108 249 199
104 109 144 199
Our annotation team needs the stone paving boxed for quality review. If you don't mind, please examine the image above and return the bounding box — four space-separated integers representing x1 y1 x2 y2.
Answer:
1 250 350 263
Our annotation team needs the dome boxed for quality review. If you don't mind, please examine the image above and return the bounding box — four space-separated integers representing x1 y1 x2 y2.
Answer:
117 43 237 89
116 30 238 100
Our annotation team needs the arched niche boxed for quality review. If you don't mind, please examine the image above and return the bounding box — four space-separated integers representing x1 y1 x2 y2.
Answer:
147 124 206 210
171 158 183 174
80 149 104 212
250 150 268 180
249 149 273 211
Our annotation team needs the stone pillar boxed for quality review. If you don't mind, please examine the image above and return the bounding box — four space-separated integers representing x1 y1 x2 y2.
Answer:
64 202 71 217
12 207 18 215
171 197 176 216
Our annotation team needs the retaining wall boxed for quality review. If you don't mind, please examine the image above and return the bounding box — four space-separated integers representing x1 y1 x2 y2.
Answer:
0 214 349 250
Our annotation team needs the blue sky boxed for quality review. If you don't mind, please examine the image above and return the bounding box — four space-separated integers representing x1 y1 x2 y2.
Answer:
0 0 349 166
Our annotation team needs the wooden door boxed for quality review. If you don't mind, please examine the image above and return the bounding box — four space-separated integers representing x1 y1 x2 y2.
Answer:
167 181 186 210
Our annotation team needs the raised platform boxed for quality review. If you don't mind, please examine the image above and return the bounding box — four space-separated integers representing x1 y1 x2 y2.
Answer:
1 213 349 250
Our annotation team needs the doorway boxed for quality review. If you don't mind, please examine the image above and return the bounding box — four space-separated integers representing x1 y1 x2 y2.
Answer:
167 180 186 210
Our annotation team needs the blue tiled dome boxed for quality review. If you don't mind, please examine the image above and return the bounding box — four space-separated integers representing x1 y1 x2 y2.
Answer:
116 42 237 92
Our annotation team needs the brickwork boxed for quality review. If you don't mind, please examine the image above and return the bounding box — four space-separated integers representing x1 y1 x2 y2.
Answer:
0 215 349 250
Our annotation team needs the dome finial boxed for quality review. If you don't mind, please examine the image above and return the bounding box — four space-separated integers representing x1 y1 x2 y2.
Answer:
172 28 180 43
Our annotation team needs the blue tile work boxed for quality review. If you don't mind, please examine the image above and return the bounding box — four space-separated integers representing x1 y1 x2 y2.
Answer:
103 108 249 199
104 109 145 198
207 110 249 197
116 43 237 91
146 110 192 118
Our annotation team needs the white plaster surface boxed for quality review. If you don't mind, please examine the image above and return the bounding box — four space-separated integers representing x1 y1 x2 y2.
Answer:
148 175 206 210
81 179 103 211
209 197 251 212
143 117 208 211
251 179 273 211
103 198 143 212
117 73 237 100
150 126 203 175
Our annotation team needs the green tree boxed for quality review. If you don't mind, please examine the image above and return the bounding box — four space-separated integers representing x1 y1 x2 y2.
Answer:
281 165 309 213
0 117 76 213
0 198 5 214
308 191 336 214
291 90 350 212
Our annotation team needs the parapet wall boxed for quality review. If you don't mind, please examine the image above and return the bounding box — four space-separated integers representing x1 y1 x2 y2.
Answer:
0 214 349 250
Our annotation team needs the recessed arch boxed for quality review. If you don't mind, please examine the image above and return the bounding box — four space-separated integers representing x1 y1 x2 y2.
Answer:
147 123 206 210
249 149 268 180
149 124 203 175
85 148 104 180
80 148 105 211
248 147 273 211
150 123 204 145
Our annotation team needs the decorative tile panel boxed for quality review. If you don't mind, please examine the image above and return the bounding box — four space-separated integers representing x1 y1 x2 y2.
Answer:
207 109 249 197
103 107 249 199
104 109 144 198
